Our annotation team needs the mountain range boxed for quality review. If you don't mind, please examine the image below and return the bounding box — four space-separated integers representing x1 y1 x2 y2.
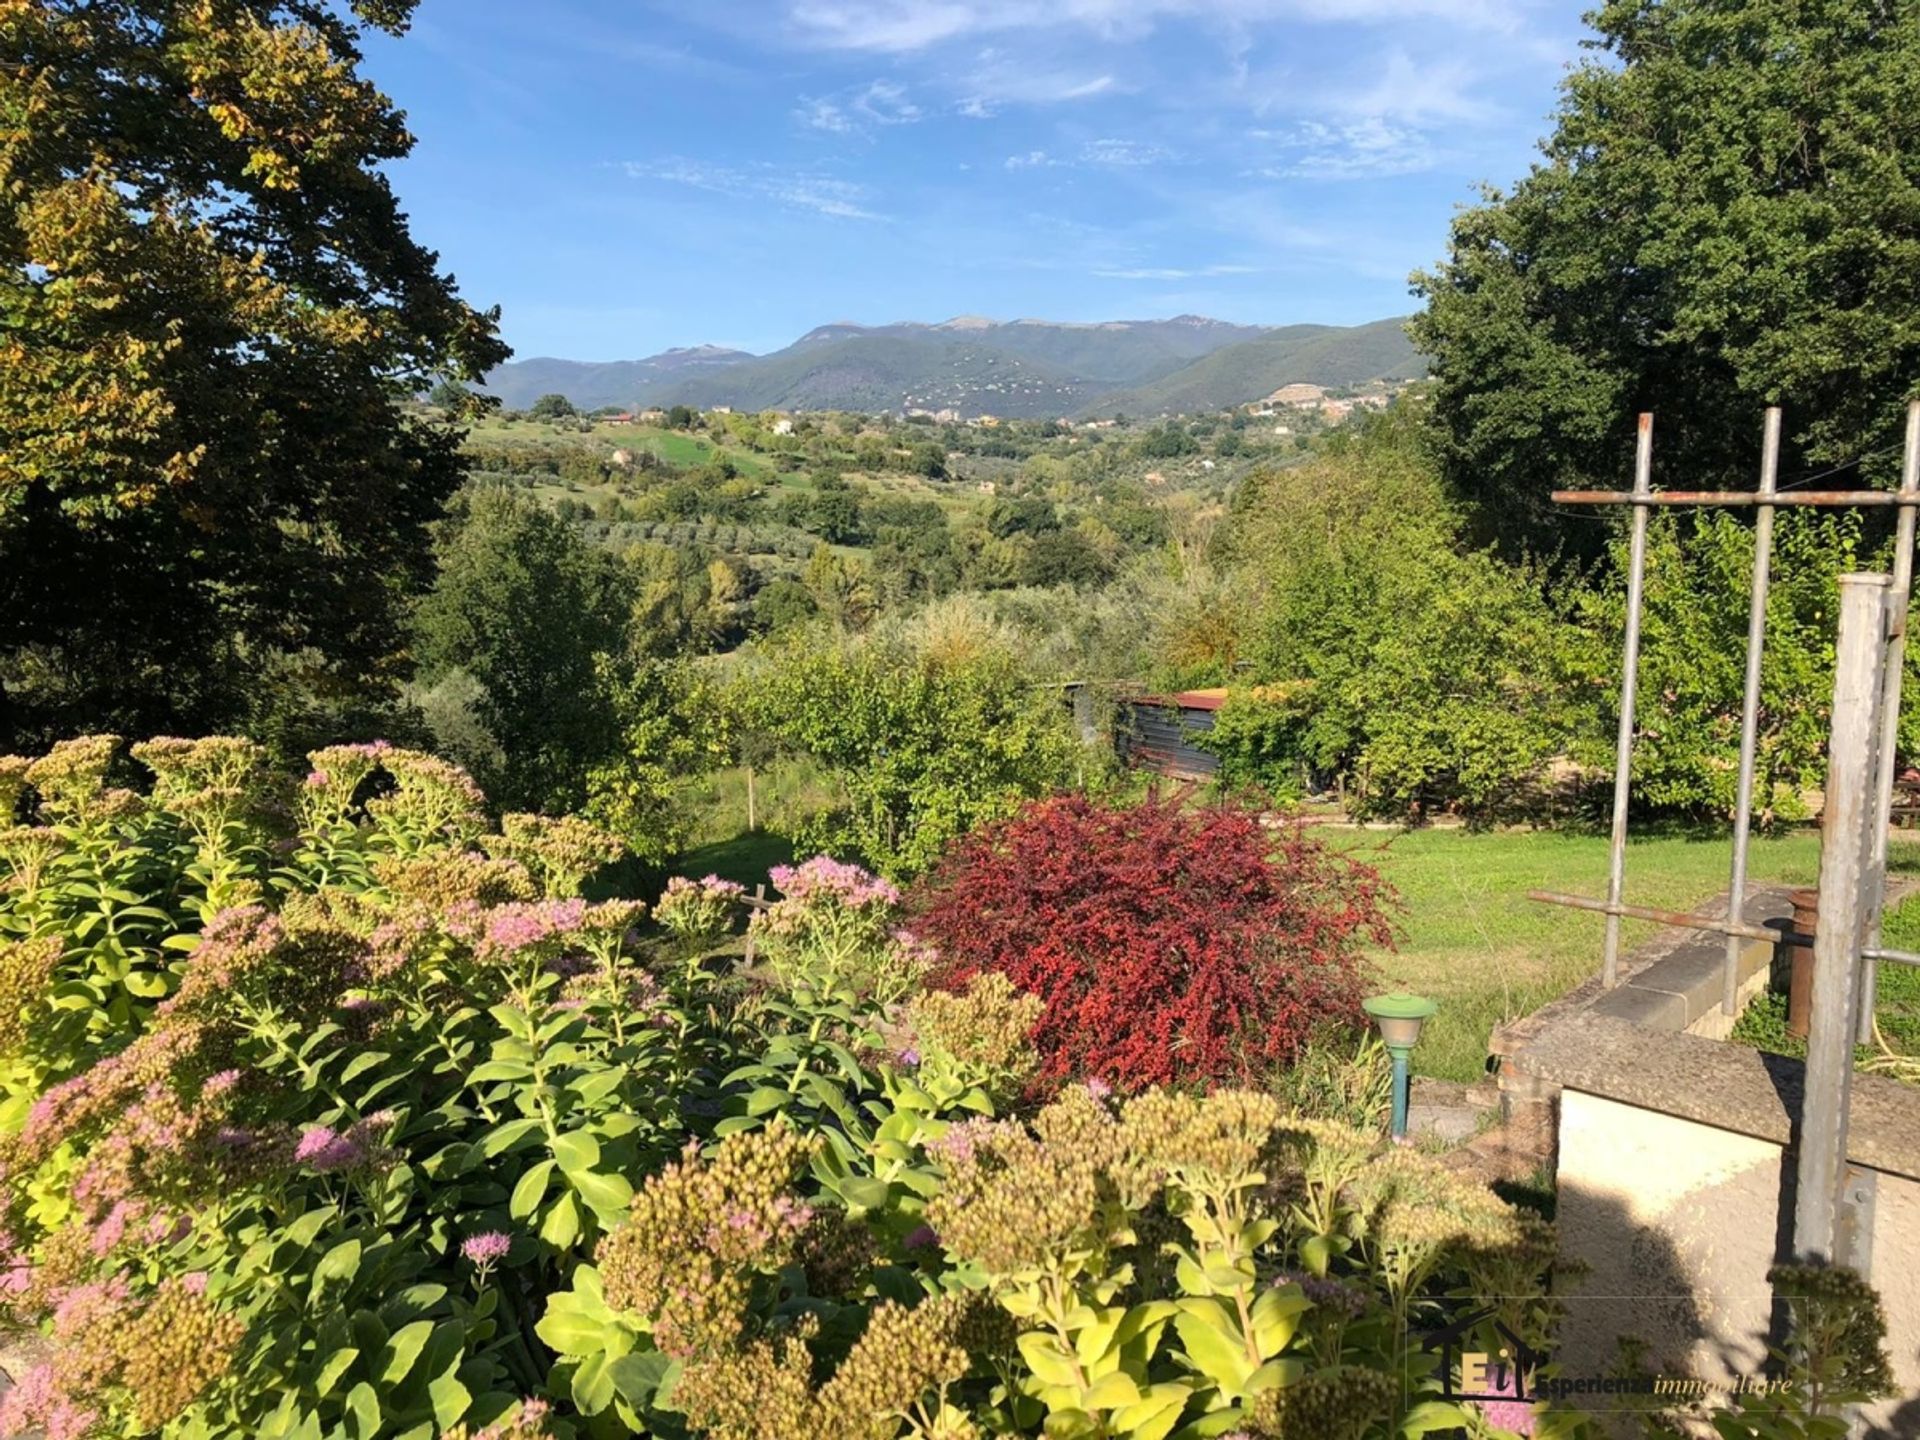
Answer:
479 315 1424 419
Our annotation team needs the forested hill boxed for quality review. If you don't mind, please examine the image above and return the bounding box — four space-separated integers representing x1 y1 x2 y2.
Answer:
481 314 1423 417
1090 318 1427 417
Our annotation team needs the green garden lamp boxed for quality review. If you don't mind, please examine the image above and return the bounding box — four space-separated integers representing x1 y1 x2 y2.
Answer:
1364 992 1437 1143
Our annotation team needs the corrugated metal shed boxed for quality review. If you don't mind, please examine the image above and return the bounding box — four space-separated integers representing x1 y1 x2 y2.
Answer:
1117 688 1224 778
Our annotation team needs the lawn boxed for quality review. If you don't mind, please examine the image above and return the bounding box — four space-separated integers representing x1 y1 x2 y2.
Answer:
667 798 1901 1086
1333 827 1858 1082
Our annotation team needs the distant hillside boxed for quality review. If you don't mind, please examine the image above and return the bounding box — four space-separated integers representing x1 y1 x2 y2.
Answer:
661 334 1104 417
1092 319 1425 417
481 345 753 411
480 314 1421 418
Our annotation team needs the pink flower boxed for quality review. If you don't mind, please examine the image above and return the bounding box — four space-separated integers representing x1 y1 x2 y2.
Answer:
0 1363 99 1440
294 1112 393 1173
1473 1362 1537 1435
461 1231 512 1266
295 1126 361 1169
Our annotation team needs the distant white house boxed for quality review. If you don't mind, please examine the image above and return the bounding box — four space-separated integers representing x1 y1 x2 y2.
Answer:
771 416 795 436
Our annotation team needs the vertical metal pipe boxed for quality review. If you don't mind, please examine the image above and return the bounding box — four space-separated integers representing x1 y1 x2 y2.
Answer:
1857 399 1920 1041
1723 409 1783 1014
1389 1050 1410 1142
1793 573 1890 1262
1603 414 1655 988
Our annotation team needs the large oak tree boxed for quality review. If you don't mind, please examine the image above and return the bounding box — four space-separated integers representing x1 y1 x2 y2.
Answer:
1411 0 1920 559
0 1 508 748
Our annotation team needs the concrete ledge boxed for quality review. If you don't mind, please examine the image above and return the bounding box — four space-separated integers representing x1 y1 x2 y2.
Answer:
1586 892 1790 1035
1516 1013 1920 1183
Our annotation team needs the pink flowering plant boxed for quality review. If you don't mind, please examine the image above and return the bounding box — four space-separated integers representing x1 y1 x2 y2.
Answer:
749 856 914 1003
0 734 1602 1440
654 873 746 955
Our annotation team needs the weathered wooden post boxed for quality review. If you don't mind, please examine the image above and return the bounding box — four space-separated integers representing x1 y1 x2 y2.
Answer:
1792 573 1891 1263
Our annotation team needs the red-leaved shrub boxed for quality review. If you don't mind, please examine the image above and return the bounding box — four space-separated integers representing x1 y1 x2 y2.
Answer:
908 791 1395 1092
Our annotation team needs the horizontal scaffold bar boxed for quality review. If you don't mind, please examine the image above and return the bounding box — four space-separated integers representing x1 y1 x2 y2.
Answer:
1528 889 1781 943
1554 490 1920 508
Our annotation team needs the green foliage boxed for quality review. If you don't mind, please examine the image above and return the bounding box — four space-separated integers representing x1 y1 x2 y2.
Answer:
413 491 628 814
1574 511 1863 821
1206 431 1588 820
584 659 733 868
738 609 1084 877
529 394 578 420
555 1084 1586 1440
1411 0 1920 556
1696 1265 1894 1439
0 0 507 751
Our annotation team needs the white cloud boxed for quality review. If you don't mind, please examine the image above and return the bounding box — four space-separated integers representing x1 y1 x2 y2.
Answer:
1081 137 1173 167
1259 117 1436 179
795 78 922 134
954 52 1118 108
1005 139 1175 171
782 0 1525 53
1093 263 1259 279
1339 50 1497 125
796 96 858 133
623 159 887 220
773 176 888 219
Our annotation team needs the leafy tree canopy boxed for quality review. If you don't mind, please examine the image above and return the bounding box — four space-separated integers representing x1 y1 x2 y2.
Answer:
1411 0 1920 557
0 0 507 749
412 490 625 814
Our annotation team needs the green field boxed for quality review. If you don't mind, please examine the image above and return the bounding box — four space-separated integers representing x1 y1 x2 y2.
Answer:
1337 827 1890 1081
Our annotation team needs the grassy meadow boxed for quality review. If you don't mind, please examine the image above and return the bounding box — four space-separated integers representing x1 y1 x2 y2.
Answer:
1343 827 1919 1082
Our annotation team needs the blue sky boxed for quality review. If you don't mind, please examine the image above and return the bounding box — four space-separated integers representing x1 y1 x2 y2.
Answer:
365 1 1589 361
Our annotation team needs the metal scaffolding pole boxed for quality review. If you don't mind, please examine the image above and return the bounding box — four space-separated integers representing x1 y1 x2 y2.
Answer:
1602 415 1655 988
1722 409 1782 1014
1857 399 1920 1041
1792 573 1891 1263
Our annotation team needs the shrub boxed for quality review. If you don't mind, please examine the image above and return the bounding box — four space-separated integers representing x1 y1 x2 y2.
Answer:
654 873 747 953
909 791 1394 1091
738 609 1083 878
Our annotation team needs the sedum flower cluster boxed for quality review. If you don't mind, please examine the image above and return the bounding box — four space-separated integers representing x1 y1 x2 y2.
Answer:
0 1273 245 1436
903 971 1043 1101
485 812 626 899
926 1084 1137 1278
750 855 915 1000
597 1123 819 1357
655 873 747 950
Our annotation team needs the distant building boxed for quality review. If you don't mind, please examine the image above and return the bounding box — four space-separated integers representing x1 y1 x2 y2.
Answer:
771 416 795 436
708 405 734 415
600 411 635 425
1265 383 1327 408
